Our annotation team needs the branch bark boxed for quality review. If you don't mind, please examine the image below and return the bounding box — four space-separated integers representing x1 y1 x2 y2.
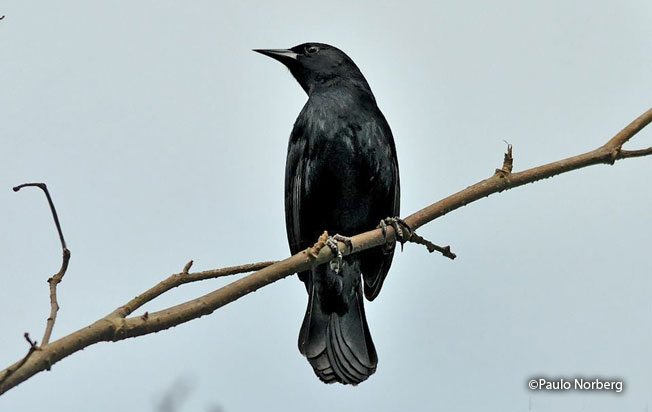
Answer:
1 107 650 395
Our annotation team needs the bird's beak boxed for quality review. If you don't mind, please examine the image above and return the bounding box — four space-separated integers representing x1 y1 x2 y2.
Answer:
253 49 298 64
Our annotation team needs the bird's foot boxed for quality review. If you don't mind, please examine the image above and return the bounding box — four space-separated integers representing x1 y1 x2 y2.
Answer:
377 217 413 253
325 234 352 274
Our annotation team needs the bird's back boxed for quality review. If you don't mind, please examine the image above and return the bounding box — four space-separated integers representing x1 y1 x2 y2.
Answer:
285 86 399 299
285 88 398 253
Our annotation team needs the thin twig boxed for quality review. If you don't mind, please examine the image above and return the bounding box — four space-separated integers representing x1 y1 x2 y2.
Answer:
12 183 71 346
408 233 456 259
13 183 67 251
110 260 277 318
618 147 652 159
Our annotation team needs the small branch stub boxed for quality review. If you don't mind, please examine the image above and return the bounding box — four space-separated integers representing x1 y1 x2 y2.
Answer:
496 142 513 176
502 143 513 173
182 260 194 275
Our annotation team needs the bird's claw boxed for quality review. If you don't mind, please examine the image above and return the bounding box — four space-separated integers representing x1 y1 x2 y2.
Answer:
325 234 352 274
332 234 353 252
377 217 412 253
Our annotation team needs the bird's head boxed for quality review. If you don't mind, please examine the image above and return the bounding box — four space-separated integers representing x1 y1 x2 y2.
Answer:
254 43 370 95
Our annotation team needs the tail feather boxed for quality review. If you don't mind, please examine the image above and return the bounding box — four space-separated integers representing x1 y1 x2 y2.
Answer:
298 262 377 385
329 315 374 383
306 351 337 383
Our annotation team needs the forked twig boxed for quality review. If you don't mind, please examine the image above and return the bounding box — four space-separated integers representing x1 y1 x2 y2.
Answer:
0 334 39 384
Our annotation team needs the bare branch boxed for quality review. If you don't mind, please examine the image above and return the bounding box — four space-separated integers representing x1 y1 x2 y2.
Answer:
407 106 652 231
1 107 651 395
604 107 652 149
12 183 71 347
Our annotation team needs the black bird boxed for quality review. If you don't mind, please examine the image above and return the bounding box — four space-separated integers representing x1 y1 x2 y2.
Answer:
255 43 400 385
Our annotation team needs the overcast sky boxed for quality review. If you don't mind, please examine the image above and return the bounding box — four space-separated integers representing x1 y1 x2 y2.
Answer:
1 1 651 411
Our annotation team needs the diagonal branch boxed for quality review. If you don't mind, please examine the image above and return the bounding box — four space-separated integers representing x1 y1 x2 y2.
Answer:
1 106 651 395
110 260 277 319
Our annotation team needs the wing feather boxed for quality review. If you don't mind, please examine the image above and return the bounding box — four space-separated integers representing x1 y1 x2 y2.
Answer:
360 114 400 301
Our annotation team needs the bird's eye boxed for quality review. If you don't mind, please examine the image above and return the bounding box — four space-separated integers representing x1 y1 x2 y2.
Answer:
305 46 320 54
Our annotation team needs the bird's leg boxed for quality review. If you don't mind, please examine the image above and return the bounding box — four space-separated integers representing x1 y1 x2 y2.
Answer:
377 217 413 252
325 237 342 274
325 234 352 274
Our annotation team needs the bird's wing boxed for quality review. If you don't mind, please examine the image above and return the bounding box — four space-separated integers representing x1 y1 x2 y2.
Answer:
285 138 306 255
360 115 400 301
285 132 312 283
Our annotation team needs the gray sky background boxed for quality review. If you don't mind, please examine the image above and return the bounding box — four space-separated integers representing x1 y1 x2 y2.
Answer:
1 1 651 411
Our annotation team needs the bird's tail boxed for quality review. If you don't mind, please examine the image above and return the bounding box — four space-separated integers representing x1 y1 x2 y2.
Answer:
298 260 377 385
